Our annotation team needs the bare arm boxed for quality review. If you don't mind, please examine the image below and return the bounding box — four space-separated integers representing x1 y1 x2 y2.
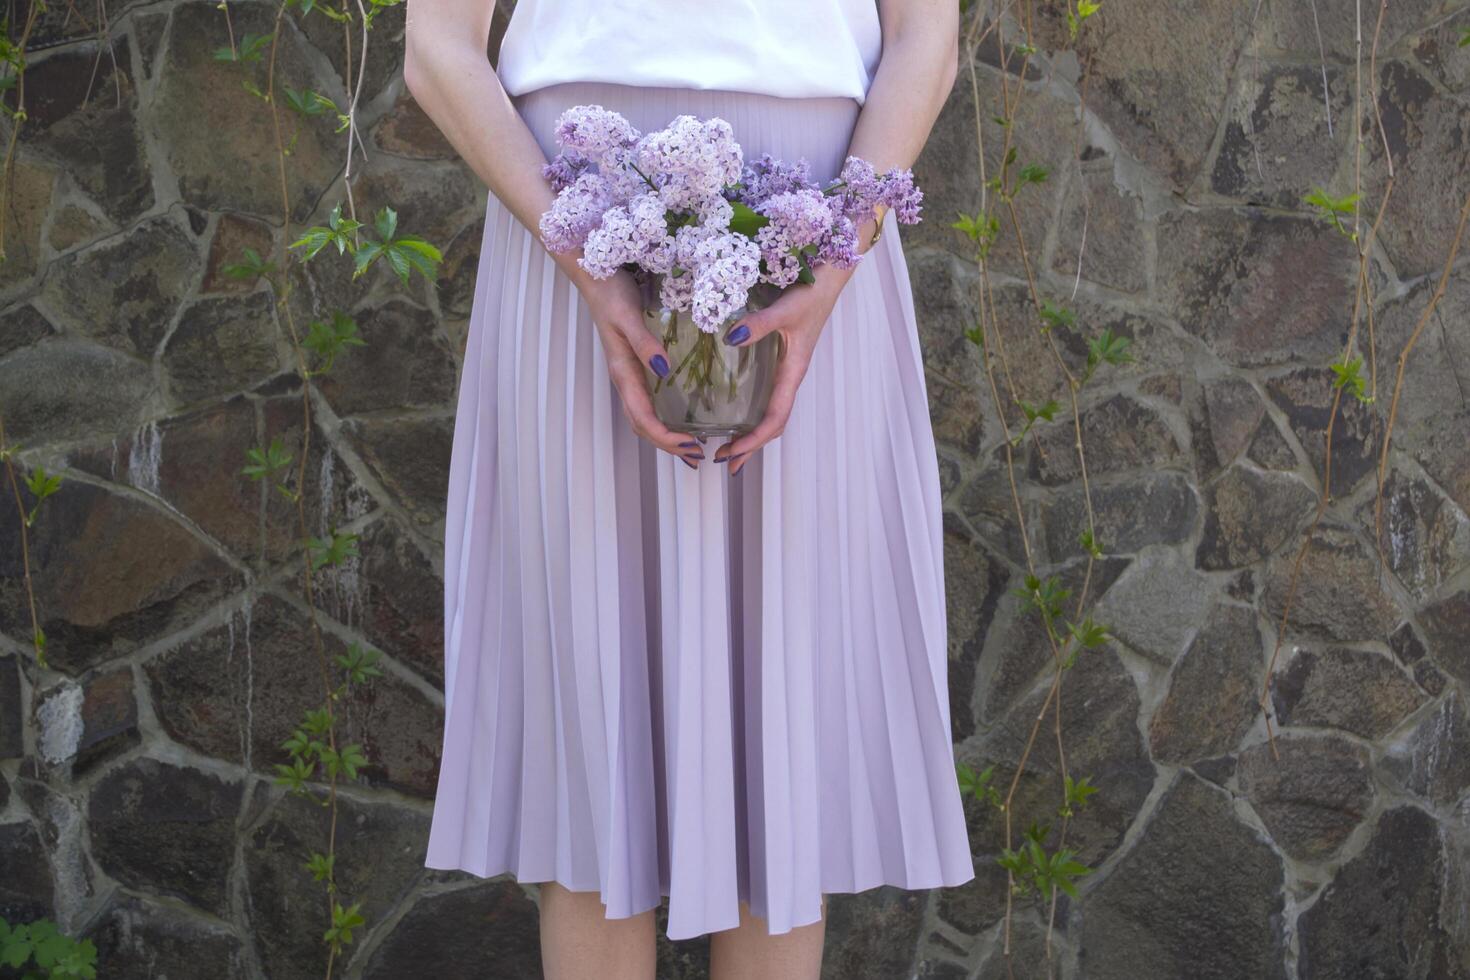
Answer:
402 0 567 271
717 0 960 474
402 0 700 462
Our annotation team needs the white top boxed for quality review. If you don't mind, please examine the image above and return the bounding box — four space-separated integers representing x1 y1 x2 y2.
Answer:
496 0 883 105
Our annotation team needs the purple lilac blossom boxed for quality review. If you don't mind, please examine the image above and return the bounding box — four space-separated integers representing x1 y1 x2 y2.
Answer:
554 104 641 165
578 205 636 278
755 225 804 287
698 195 735 231
817 215 862 269
733 153 816 207
542 152 592 193
752 188 835 286
629 193 677 273
599 143 654 201
689 232 762 332
659 268 696 311
538 106 925 315
829 156 924 226
539 171 613 253
639 115 743 212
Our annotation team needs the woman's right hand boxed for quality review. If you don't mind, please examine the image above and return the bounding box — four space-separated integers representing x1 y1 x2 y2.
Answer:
556 257 705 468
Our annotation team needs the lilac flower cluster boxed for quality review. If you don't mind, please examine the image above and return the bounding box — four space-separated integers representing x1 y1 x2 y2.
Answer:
538 105 924 333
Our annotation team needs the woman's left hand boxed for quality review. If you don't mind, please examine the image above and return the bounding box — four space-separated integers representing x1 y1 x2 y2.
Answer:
712 260 858 477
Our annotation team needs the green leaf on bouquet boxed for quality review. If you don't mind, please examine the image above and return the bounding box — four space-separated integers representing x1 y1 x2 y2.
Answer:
728 201 770 238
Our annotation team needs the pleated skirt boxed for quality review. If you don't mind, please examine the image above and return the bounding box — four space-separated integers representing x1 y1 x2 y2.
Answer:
423 80 975 941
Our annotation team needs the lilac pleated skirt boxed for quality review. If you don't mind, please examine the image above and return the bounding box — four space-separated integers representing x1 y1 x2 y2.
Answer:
422 80 975 941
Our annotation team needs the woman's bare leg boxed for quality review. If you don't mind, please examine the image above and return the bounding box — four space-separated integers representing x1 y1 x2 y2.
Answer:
539 882 656 980
708 896 827 980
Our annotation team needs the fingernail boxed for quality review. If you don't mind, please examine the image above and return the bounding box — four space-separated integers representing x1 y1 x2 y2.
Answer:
683 451 705 461
713 451 730 463
722 452 746 465
650 354 670 378
681 457 697 470
724 323 750 346
678 440 699 448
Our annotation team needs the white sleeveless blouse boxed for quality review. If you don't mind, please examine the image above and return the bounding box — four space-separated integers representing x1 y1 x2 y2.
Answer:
496 0 883 104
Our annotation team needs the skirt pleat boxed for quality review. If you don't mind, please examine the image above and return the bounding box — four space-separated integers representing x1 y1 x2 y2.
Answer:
424 80 975 941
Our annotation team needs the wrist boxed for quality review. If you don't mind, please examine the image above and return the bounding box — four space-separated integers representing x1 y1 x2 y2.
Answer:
551 248 594 290
857 204 889 256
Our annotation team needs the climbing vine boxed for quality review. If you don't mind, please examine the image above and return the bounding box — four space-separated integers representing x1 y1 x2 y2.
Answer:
950 0 1120 968
213 0 442 972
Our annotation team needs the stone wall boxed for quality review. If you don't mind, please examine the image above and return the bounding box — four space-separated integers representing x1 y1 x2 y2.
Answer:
2 1 1469 977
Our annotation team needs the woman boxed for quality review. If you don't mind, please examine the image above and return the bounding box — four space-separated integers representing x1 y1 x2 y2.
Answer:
406 1 970 976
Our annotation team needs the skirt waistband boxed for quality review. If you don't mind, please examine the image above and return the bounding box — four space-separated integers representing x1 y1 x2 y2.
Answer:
514 81 861 183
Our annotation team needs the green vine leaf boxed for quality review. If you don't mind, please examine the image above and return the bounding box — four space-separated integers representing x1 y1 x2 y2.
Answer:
1013 398 1061 444
324 901 366 949
351 207 444 285
213 33 270 63
222 247 277 282
1039 301 1075 332
242 436 294 483
305 851 335 883
951 210 1000 258
1330 354 1371 403
306 530 360 571
1061 775 1100 818
291 202 362 261
284 86 337 118
22 465 61 526
336 642 385 685
1084 327 1133 382
303 311 366 376
1304 186 1360 239
999 821 1095 899
1014 163 1050 191
1021 399 1060 423
956 761 1004 809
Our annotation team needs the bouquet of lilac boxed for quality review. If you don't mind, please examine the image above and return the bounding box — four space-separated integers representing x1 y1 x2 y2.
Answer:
538 104 924 436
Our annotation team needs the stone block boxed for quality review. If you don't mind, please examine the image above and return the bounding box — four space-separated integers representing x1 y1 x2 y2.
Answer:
1272 646 1428 740
41 216 201 358
1077 773 1286 980
1149 602 1263 765
88 758 243 915
1237 735 1373 863
0 478 241 674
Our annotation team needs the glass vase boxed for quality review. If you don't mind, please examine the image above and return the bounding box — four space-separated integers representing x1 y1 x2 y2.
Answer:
641 277 782 439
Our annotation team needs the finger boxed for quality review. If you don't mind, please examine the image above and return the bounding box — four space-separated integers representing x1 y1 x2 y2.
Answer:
596 326 700 459
721 304 784 348
717 361 805 475
614 314 675 382
608 361 703 461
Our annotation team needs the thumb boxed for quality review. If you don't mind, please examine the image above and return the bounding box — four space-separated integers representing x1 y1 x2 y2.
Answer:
721 303 782 348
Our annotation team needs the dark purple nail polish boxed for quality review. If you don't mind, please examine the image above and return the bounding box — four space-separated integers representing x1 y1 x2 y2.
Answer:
681 456 697 470
650 354 670 378
679 440 699 448
724 323 750 346
683 452 705 461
